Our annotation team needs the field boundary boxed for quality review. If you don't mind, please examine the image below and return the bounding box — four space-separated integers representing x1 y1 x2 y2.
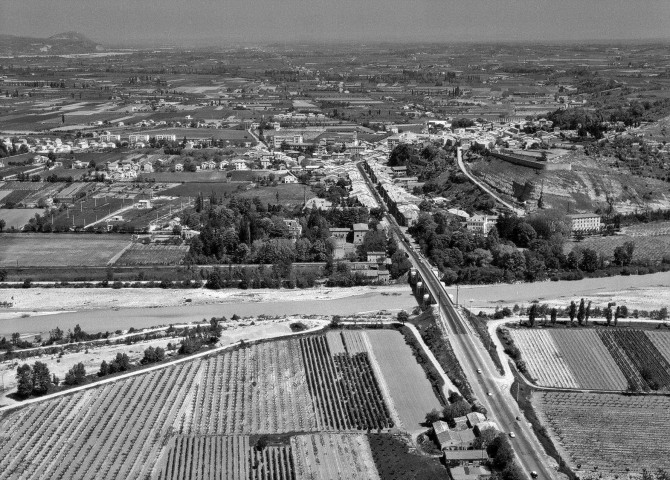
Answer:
107 241 134 266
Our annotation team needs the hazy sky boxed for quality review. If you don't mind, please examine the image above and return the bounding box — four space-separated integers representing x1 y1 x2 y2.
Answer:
2 0 670 45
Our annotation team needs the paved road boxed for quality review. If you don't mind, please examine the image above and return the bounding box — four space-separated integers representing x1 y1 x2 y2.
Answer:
456 147 526 216
357 160 556 479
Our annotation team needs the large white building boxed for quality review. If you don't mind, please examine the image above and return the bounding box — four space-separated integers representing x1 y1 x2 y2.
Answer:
567 214 602 233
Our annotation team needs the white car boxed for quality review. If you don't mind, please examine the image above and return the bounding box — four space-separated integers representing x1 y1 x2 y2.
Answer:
487 392 493 396
476 368 482 374
509 432 516 438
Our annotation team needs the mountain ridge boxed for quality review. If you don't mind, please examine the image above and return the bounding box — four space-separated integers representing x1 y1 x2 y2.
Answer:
0 32 103 55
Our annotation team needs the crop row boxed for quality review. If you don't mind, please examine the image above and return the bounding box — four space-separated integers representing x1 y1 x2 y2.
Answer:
187 340 318 435
300 336 393 431
537 392 670 475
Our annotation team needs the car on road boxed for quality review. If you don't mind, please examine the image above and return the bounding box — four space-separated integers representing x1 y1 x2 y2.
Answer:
477 368 482 374
530 472 538 478
487 391 492 396
508 432 516 438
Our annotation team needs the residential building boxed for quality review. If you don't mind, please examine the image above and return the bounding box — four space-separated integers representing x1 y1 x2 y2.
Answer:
450 465 492 480
175 163 184 172
567 213 602 233
128 134 150 144
466 215 498 235
283 219 303 241
231 159 248 170
352 223 369 245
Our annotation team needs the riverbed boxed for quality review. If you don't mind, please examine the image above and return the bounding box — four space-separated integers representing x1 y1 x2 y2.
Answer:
0 287 418 337
446 270 670 311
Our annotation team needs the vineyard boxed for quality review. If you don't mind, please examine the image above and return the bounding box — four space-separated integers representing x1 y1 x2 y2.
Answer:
300 335 393 431
292 434 379 480
508 329 670 391
508 330 579 388
0 330 442 479
535 392 670 477
598 330 670 391
113 243 190 266
156 435 295 480
187 339 319 434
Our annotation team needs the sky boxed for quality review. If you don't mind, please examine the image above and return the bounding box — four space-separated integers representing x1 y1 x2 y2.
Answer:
2 0 670 45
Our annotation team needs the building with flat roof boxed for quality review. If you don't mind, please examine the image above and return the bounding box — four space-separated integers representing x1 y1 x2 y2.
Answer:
567 213 602 233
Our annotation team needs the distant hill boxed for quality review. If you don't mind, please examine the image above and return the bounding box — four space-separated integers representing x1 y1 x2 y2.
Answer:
0 31 103 55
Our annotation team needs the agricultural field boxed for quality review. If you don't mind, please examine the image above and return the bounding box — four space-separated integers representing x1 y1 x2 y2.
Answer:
155 435 295 480
113 243 190 266
621 221 670 237
236 183 316 208
367 433 446 480
163 181 247 197
508 328 670 391
508 330 579 389
551 330 628 391
292 434 379 480
0 329 444 479
110 197 193 231
0 233 131 267
646 331 670 363
564 234 670 263
598 330 670 391
364 329 443 431
0 208 42 229
535 392 670 477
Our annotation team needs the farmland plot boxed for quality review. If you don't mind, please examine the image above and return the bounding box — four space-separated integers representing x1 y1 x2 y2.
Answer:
0 233 131 267
300 335 393 431
599 330 670 391
291 434 380 480
508 330 579 388
113 243 189 266
187 340 319 435
156 435 254 480
645 331 670 364
535 392 670 477
551 330 627 390
0 360 201 480
363 329 443 431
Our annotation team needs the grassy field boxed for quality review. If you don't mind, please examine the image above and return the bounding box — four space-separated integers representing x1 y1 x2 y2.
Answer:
364 329 443 432
0 233 131 267
0 209 42 229
536 392 670 477
140 171 231 183
113 244 189 266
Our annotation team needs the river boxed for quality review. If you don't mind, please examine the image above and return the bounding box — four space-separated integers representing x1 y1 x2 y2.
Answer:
0 290 419 337
3 271 670 337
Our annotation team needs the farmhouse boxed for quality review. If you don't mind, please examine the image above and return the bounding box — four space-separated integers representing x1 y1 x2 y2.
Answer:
352 223 369 245
433 420 476 450
450 465 492 480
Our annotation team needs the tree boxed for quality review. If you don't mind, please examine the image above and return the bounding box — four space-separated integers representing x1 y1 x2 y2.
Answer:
16 364 33 398
614 306 621 327
0 219 5 232
98 360 109 377
472 428 498 450
32 361 52 395
142 346 166 364
585 301 592 324
64 362 86 386
605 306 613 326
577 298 586 325
568 301 577 323
11 332 20 345
550 308 557 325
397 310 409 325
528 304 537 327
425 409 441 425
